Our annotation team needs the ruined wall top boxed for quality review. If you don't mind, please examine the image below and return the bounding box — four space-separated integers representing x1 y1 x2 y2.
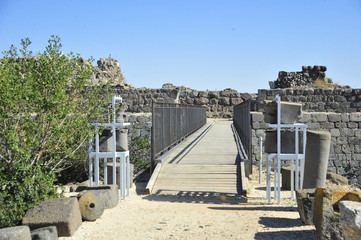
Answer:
270 65 331 89
91 56 128 86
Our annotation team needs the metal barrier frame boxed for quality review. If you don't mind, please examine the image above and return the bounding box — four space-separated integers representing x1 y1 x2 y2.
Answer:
151 102 207 169
233 100 252 177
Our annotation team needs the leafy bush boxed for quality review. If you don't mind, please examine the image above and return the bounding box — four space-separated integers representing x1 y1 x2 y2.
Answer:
0 36 111 227
129 132 150 173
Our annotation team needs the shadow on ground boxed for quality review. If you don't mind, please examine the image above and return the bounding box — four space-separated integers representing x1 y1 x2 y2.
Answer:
142 189 247 205
259 217 302 228
208 205 298 212
254 229 317 240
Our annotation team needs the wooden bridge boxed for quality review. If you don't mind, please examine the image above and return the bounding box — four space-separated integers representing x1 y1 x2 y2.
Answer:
146 118 247 196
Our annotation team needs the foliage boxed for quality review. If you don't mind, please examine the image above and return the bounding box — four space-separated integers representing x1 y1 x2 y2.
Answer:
0 36 111 227
129 132 150 173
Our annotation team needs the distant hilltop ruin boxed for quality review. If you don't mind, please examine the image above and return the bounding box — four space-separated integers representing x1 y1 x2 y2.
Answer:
269 65 347 89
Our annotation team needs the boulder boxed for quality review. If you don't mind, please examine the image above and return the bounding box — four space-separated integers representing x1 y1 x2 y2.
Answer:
339 201 361 240
326 172 348 185
263 101 302 124
22 198 82 237
0 226 31 240
30 226 58 240
78 192 105 221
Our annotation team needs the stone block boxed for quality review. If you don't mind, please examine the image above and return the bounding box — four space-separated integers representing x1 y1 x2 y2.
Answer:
22 198 82 237
339 201 361 240
230 97 243 106
296 188 315 225
251 112 264 122
281 166 296 190
327 113 341 122
82 185 119 209
78 192 105 221
0 226 31 240
348 122 358 128
320 122 334 129
30 226 58 240
335 122 347 128
350 113 361 122
307 122 320 130
264 130 303 154
340 128 354 137
263 101 302 124
330 129 340 137
311 113 328 122
313 187 361 240
298 112 311 123
341 114 350 122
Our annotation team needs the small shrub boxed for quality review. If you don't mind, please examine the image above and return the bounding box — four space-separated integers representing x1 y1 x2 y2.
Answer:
129 132 150 173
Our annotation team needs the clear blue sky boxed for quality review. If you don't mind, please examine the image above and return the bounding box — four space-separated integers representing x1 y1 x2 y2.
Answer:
1 0 360 93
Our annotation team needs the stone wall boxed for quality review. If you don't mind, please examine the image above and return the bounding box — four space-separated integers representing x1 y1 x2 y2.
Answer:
250 88 361 187
269 65 330 89
115 85 255 118
257 88 361 113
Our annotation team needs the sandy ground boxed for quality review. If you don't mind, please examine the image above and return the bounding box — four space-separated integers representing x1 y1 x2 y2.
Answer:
59 166 317 240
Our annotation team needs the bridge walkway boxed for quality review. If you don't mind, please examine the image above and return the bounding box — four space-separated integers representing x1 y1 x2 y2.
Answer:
150 119 244 196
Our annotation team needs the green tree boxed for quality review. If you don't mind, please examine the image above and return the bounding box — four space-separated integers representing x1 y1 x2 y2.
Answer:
0 36 111 227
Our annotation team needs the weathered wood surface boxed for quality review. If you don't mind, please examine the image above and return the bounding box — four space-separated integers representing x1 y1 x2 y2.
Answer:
151 119 240 195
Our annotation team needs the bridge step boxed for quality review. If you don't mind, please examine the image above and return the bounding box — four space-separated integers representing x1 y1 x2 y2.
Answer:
152 164 239 195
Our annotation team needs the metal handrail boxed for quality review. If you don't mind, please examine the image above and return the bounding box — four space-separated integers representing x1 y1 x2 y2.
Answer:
151 102 207 170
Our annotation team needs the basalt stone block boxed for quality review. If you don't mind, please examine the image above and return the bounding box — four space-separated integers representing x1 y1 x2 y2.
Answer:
263 100 302 124
22 198 82 237
82 184 119 209
78 192 105 221
0 226 31 240
313 187 361 240
264 130 303 154
30 226 58 240
296 188 316 225
339 200 361 240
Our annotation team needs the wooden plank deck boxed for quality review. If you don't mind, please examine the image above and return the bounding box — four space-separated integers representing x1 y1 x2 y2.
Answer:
151 119 241 195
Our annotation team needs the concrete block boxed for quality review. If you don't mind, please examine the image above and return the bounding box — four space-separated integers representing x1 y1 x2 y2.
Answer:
0 226 31 240
22 198 82 237
303 131 331 189
78 192 105 221
30 226 57 240
264 130 304 154
83 185 119 209
296 188 315 225
263 100 302 124
339 201 361 240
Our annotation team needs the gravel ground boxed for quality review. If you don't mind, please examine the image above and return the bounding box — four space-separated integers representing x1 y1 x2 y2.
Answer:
60 167 317 240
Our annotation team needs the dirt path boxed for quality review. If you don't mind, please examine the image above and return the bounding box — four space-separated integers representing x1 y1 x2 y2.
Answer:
60 167 317 240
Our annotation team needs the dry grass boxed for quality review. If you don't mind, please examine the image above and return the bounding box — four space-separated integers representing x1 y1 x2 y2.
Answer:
313 78 335 88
